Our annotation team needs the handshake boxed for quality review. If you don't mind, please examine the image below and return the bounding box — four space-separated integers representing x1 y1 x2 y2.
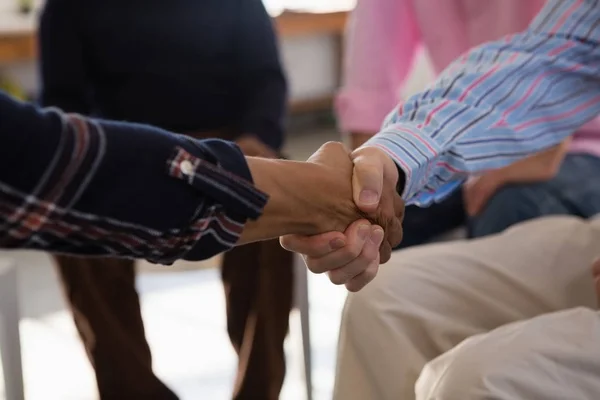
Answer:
241 141 406 292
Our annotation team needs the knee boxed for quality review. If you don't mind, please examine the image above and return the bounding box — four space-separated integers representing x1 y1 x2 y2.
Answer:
341 288 377 332
340 267 409 338
416 308 600 399
415 335 509 398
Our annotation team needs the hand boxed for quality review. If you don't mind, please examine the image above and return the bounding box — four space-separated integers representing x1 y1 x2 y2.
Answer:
302 142 375 234
236 135 278 158
350 145 405 261
241 142 402 246
463 174 504 217
241 143 366 243
310 143 404 260
281 219 384 291
279 143 404 291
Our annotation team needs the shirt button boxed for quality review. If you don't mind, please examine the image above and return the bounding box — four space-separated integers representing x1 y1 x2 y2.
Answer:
180 160 194 175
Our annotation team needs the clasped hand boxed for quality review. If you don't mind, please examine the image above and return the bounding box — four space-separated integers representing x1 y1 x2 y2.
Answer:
281 142 405 292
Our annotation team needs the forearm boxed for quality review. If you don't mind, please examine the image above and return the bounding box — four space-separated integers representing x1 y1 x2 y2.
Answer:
241 143 376 246
493 139 571 183
239 158 325 244
367 0 600 206
0 92 266 263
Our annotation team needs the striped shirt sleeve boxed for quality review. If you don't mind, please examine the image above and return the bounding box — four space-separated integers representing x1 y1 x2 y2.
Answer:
366 0 600 206
0 92 267 264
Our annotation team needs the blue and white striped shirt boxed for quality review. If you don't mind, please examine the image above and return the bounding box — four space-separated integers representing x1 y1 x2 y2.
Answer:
368 0 600 206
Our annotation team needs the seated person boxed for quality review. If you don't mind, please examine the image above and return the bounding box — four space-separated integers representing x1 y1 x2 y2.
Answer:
335 215 600 399
465 135 600 237
281 0 600 396
337 0 600 245
38 0 292 398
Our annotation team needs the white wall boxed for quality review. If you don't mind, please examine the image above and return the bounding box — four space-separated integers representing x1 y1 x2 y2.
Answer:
280 35 339 101
3 35 344 102
1 3 435 105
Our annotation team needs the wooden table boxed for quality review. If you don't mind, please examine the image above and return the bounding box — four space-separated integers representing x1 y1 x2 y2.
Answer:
0 11 349 62
0 7 349 111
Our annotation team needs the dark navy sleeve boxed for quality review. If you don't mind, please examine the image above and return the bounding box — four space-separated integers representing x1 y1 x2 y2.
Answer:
0 91 267 264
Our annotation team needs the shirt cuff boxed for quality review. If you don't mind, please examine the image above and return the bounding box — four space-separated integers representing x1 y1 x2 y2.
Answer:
363 123 452 206
170 138 268 220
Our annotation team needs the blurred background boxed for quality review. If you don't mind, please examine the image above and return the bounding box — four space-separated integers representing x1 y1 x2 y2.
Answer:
0 0 435 399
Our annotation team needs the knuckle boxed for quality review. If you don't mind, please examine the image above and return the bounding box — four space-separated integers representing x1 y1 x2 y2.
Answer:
322 141 345 152
346 280 364 293
278 241 290 252
349 269 377 293
365 266 379 281
387 222 403 247
379 243 392 264
279 235 296 251
328 270 347 285
351 145 373 159
306 259 324 274
393 230 404 248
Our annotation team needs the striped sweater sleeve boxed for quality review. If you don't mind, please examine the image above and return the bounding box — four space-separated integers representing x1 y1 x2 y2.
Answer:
366 0 600 206
0 92 267 264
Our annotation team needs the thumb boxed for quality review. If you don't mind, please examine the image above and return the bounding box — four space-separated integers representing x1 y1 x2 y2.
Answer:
352 152 384 213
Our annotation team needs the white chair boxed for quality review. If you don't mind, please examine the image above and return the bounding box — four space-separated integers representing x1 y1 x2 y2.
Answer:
294 254 313 400
0 259 24 400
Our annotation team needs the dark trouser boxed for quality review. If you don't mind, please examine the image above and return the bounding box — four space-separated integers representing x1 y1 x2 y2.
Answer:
54 239 294 400
469 153 600 238
395 189 466 249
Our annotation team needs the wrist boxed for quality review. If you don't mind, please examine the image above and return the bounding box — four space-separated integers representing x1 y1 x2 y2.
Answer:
243 158 322 241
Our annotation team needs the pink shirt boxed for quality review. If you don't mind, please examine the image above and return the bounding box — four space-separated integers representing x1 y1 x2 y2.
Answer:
336 0 600 157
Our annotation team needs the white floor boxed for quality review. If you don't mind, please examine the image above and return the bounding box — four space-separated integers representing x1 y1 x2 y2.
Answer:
0 128 348 400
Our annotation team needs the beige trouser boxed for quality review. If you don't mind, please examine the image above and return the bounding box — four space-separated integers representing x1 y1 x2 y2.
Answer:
334 216 600 400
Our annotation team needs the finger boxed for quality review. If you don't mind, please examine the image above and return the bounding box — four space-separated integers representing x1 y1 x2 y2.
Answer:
379 240 393 264
305 220 373 274
393 193 406 221
386 197 405 249
346 262 380 292
307 141 349 163
352 153 384 213
280 231 346 257
327 226 384 285
378 216 401 260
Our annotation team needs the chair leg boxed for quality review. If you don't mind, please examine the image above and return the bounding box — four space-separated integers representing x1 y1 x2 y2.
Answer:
294 255 313 400
0 262 24 400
